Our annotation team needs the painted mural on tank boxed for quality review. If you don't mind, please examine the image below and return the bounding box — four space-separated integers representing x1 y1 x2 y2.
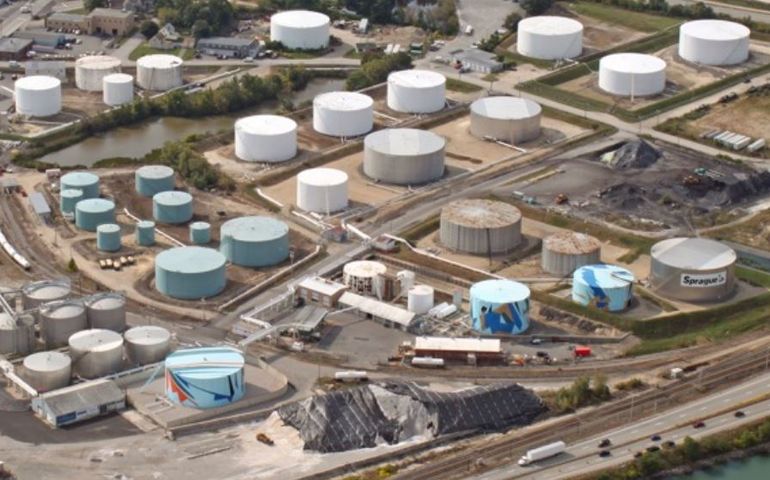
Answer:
571 264 634 312
165 368 245 409
473 300 530 334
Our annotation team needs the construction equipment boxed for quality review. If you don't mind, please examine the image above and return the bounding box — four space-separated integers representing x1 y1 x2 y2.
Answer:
256 433 274 446
555 193 569 205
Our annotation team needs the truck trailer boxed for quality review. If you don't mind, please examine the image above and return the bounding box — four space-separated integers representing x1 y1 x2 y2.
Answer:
518 441 566 466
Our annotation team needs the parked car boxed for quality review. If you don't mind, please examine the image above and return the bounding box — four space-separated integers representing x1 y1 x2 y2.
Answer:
530 338 543 345
693 421 706 429
650 435 661 442
646 446 660 453
598 450 611 458
735 411 746 418
598 439 612 448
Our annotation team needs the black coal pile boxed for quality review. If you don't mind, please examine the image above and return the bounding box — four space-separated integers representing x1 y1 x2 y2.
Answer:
601 140 661 169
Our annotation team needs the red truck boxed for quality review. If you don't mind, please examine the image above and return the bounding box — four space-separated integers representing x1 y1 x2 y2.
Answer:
574 346 592 358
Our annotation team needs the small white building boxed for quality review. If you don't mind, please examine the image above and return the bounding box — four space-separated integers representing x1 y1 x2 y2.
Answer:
31 379 125 428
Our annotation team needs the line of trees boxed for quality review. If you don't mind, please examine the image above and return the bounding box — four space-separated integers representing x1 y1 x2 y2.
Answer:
546 375 612 414
155 0 236 38
345 51 412 91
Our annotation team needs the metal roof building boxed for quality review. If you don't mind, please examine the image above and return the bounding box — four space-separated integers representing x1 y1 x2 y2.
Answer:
31 379 125 428
296 276 347 308
29 192 51 220
451 49 504 74
338 291 416 331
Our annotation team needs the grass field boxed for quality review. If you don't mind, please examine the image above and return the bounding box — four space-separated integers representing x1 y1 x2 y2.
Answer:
129 43 195 61
445 77 483 93
568 1 681 32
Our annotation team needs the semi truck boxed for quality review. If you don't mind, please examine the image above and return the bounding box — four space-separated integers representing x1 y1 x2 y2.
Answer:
518 441 566 466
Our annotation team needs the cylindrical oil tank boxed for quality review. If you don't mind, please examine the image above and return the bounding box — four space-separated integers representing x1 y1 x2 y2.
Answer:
39 300 88 348
136 54 183 91
470 279 530 334
68 329 124 379
542 232 602 276
189 221 211 245
650 237 736 302
313 91 374 137
60 171 100 199
234 115 297 162
84 293 126 332
0 313 15 355
343 260 387 296
572 264 634 312
96 223 121 252
517 16 584 60
136 220 155 246
220 216 290 267
440 199 522 255
75 55 121 91
363 128 445 185
0 312 33 356
22 351 71 392
59 189 84 215
15 75 61 117
165 347 245 409
599 53 667 97
153 191 193 224
75 198 115 231
124 325 171 365
470 97 542 144
103 73 134 106
155 246 227 300
296 168 349 213
407 285 434 314
387 69 446 114
270 10 330 50
679 20 750 66
21 279 70 310
135 165 175 197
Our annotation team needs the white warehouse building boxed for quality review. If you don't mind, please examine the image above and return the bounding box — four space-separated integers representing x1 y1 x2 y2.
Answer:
599 53 667 97
234 114 298 163
517 16 583 60
270 10 330 50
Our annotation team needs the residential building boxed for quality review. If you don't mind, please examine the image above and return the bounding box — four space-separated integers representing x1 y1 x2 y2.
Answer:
149 23 182 50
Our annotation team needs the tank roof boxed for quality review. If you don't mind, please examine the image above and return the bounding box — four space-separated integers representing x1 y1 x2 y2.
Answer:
651 237 736 270
442 199 521 228
23 351 71 372
235 114 297 135
104 73 133 83
573 264 634 288
165 347 244 378
190 221 211 230
76 198 114 213
365 128 445 156
124 325 171 345
519 15 583 34
471 97 542 120
75 55 121 69
137 220 155 228
544 232 601 254
220 216 288 243
137 54 183 68
61 189 83 198
153 190 192 206
0 312 14 330
137 165 174 179
314 91 373 110
61 171 99 186
388 69 446 88
86 293 124 310
68 329 123 352
96 223 120 234
601 53 666 73
409 285 434 295
271 9 330 28
156 246 226 274
681 19 750 40
470 279 530 303
41 301 84 318
23 280 69 299
15 75 61 90
297 167 348 186
344 260 387 277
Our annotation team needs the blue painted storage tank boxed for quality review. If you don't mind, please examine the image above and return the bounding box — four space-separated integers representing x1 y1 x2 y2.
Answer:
75 198 115 231
220 216 289 267
153 191 193 224
60 189 83 215
135 220 155 246
572 264 634 312
135 165 175 197
164 347 245 409
155 246 226 299
60 171 100 199
470 279 530 334
96 223 121 252
189 222 211 244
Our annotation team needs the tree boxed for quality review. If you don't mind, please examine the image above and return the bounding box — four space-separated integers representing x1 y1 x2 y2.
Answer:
140 20 159 39
192 19 211 38
67 258 78 273
84 0 107 11
504 12 522 32
520 0 553 16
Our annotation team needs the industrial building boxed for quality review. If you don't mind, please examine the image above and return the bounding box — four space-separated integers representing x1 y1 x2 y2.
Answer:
541 232 602 276
84 293 126 332
338 292 416 331
387 69 446 113
75 198 115 231
517 16 583 60
21 279 70 310
296 168 349 214
470 97 542 144
39 300 88 348
296 276 347 308
45 8 135 36
155 246 227 300
196 37 258 58
31 379 125 428
599 53 667 97
451 49 503 74
470 279 530 335
343 260 387 296
135 220 155 246
189 222 211 244
136 54 183 91
21 351 71 392
60 171 100 199
96 223 121 252
234 115 298 163
363 128 446 185
650 237 736 302
136 165 175 197
14 75 61 117
75 55 121 92
153 191 193 224
29 192 52 222
572 264 634 312
0 37 32 61
270 10 331 50
103 73 134 106
440 199 522 255
124 325 171 366
59 189 83 215
413 337 503 364
679 20 750 66
312 91 374 137
164 347 246 409
219 216 290 268
68 329 124 378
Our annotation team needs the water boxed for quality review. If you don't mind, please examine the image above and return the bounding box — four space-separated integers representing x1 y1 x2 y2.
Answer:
40 77 346 167
672 454 770 479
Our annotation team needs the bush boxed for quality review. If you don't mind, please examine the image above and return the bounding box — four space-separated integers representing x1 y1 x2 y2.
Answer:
520 0 553 16
140 20 159 39
345 52 412 91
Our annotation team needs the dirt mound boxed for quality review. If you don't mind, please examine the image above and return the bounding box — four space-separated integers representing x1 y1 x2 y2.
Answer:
600 140 661 169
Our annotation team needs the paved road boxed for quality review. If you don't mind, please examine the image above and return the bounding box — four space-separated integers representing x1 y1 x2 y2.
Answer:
670 0 770 23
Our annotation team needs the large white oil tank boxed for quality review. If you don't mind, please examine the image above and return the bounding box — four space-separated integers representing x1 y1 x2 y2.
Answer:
313 91 374 137
234 115 297 162
599 53 667 97
270 10 330 50
75 55 121 91
124 325 172 366
407 285 434 314
517 16 583 60
15 75 62 117
387 70 446 114
363 128 446 185
470 97 542 144
296 168 349 214
84 293 126 332
68 329 124 379
679 20 750 66
343 260 387 296
22 351 71 392
136 54 183 91
103 73 134 106
39 301 88 349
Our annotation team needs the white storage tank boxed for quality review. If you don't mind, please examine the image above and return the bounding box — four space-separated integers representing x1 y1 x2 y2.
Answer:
679 20 750 66
124 325 172 366
387 70 446 114
470 97 542 144
22 351 71 392
407 285 434 314
136 54 183 91
39 300 88 349
343 260 387 296
103 73 134 106
599 53 667 97
75 55 121 91
363 128 446 185
84 293 126 332
270 10 330 50
296 168 349 214
313 91 374 137
517 16 583 60
234 115 297 162
68 329 124 379
15 75 62 117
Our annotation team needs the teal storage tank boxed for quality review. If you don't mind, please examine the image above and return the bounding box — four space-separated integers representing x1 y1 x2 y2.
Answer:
155 246 227 300
220 216 289 267
572 264 634 312
135 165 175 197
60 189 83 215
136 220 155 246
96 224 121 252
75 198 115 231
189 222 211 244
165 347 245 409
60 171 100 199
470 279 530 334
153 191 193 224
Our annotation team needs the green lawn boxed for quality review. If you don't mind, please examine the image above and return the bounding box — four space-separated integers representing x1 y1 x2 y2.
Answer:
129 43 195 61
568 1 681 32
445 77 482 93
